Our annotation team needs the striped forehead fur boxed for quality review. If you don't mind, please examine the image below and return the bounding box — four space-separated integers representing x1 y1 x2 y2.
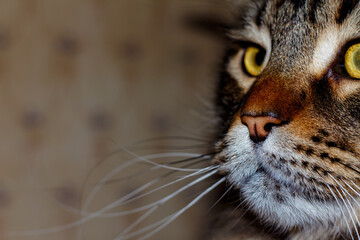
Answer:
228 0 360 78
230 0 360 41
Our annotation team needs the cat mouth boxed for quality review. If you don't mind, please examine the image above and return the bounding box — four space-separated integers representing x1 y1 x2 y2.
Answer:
242 163 322 206
252 163 288 187
245 151 310 197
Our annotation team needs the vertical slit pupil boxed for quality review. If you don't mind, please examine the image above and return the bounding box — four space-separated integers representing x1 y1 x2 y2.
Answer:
255 49 266 66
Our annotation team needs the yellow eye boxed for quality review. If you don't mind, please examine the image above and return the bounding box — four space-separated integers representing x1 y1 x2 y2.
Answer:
345 43 360 79
243 46 265 77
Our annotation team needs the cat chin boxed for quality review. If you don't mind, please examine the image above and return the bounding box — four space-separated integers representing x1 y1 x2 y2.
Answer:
218 125 349 236
240 172 345 232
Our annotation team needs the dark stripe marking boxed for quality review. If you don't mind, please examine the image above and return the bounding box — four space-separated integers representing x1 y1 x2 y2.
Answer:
336 0 359 24
308 0 324 23
255 1 269 26
291 0 307 11
276 0 286 9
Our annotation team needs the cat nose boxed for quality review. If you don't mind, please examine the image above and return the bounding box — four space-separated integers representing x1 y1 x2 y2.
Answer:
241 115 283 143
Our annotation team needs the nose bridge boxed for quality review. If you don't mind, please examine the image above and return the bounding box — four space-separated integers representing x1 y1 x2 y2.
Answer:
241 74 305 121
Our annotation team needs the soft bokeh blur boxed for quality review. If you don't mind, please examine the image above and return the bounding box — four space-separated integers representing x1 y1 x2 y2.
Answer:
0 0 231 239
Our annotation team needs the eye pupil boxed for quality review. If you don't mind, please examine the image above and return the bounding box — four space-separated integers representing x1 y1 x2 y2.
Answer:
255 49 266 66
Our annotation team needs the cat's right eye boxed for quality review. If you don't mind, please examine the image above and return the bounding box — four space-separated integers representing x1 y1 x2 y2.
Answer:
243 46 266 77
344 43 360 79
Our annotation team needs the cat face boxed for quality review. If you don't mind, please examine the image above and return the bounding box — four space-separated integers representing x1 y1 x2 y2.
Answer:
215 0 360 235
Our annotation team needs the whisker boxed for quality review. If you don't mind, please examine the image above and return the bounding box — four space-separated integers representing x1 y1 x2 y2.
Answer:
206 183 234 214
331 184 360 239
115 177 226 240
132 136 211 145
98 166 218 218
55 153 210 216
10 169 219 236
97 168 219 217
340 179 360 206
113 212 169 240
137 177 226 240
105 154 213 186
78 150 213 215
130 143 212 151
326 183 355 240
76 152 213 239
120 206 158 236
349 180 360 195
228 199 250 231
330 175 360 238
339 188 360 239
335 162 360 177
64 161 215 218
120 147 213 172
82 152 213 211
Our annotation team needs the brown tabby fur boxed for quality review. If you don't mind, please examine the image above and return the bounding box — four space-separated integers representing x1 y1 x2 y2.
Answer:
211 0 360 239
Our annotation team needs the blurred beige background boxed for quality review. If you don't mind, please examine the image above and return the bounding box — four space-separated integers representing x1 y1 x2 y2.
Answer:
0 0 230 239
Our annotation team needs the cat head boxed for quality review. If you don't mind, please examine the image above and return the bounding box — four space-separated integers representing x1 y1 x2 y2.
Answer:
215 0 360 237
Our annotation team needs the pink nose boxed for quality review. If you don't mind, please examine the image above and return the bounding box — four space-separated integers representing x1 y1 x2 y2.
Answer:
241 115 283 143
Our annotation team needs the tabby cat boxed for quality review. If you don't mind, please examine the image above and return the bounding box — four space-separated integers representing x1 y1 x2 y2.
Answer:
110 1 360 240
210 0 360 239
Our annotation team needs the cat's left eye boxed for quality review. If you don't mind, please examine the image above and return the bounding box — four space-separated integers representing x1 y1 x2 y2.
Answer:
243 46 266 77
344 43 360 79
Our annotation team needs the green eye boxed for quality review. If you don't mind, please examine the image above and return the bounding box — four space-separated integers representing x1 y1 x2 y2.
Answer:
243 46 265 77
345 43 360 79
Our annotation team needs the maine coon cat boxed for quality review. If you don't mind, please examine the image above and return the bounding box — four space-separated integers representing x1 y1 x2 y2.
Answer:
78 0 360 239
210 0 360 239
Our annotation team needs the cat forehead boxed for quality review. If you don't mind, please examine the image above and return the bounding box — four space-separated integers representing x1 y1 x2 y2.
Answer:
230 0 360 74
231 0 360 42
235 0 360 25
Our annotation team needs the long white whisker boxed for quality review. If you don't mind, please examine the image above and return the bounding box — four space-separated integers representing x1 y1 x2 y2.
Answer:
329 176 360 239
115 177 226 240
326 183 355 240
73 165 215 220
339 187 360 238
349 180 360 192
120 206 159 235
105 153 213 185
100 165 218 218
340 179 360 208
332 183 359 239
114 213 170 239
102 169 219 217
82 153 213 217
206 183 234 214
227 199 250 231
49 153 210 217
10 169 218 236
120 147 211 172
347 180 360 199
75 152 210 239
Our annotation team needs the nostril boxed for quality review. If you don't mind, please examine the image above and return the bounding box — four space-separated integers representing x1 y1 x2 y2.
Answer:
241 114 284 142
264 122 276 132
